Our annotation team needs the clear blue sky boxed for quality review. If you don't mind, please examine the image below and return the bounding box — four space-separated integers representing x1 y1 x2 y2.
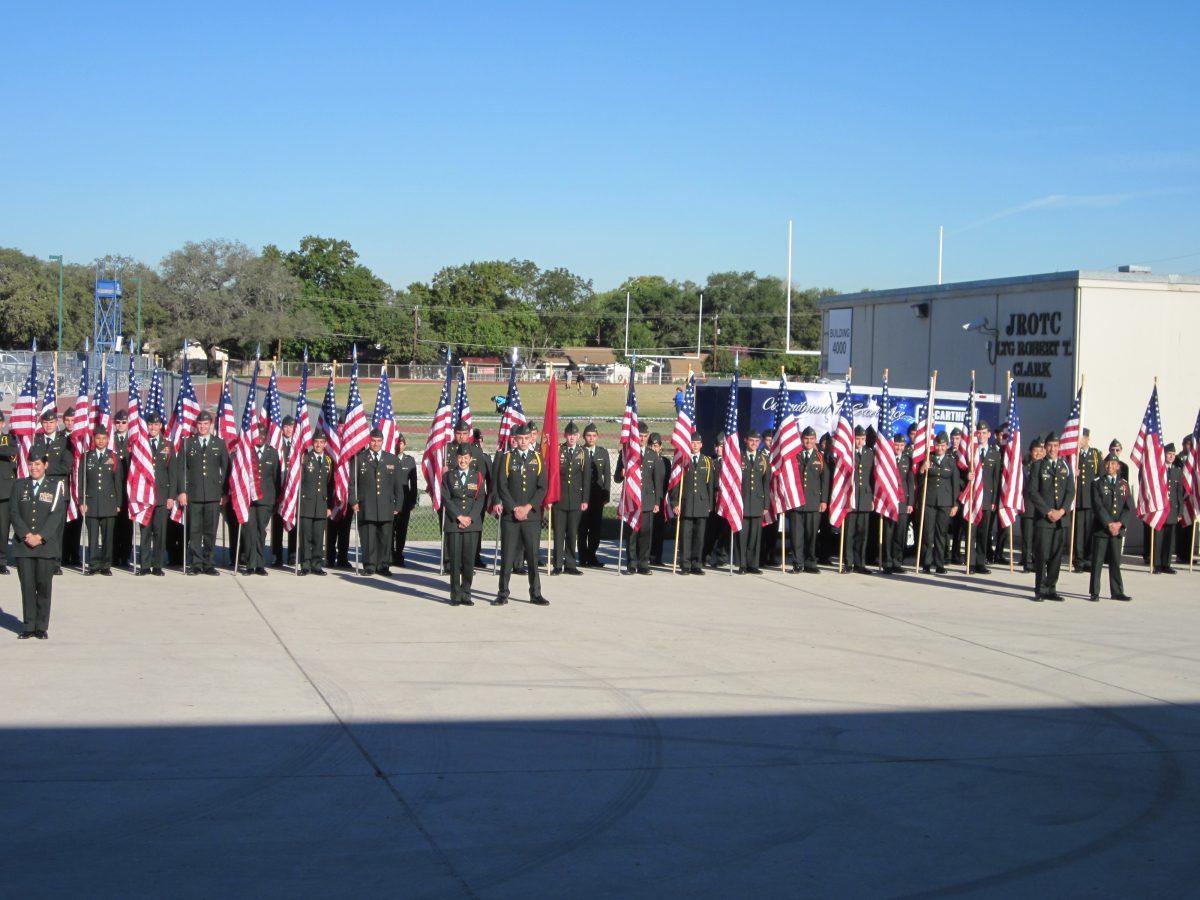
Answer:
3 1 1198 292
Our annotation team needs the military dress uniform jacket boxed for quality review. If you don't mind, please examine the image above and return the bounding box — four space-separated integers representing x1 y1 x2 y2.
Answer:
10 476 66 559
496 449 548 517
740 450 770 517
583 445 611 503
441 468 486 533
252 445 281 508
298 450 333 518
795 448 828 510
922 454 961 508
352 452 403 521
1092 476 1133 533
30 431 72 482
145 437 175 505
1026 456 1076 521
396 453 418 512
0 431 17 501
679 454 715 518
78 449 123 517
1164 466 1184 523
614 447 663 509
896 447 917 505
555 444 589 511
970 445 1002 509
176 436 229 502
450 441 491 503
1073 448 1102 509
847 448 875 510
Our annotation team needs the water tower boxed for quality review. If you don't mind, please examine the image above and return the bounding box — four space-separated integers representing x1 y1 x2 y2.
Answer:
94 277 123 354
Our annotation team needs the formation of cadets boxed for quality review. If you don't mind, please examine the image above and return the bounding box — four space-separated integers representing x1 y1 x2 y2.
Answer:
5 405 1197 636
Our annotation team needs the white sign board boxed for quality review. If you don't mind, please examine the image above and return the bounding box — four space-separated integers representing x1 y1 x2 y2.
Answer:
825 308 852 374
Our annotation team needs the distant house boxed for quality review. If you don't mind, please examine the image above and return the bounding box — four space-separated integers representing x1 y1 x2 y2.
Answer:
462 356 503 379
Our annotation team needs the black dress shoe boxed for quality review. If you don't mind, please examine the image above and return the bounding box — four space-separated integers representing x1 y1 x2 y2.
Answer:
1031 594 1044 602
271 562 284 569
187 569 200 576
514 566 527 576
461 597 475 606
592 560 606 568
530 595 550 606
362 567 375 576
153 568 165 576
921 566 932 574
892 566 908 574
638 568 652 575
1047 592 1065 601
135 569 147 576
853 566 870 575
34 631 47 640
297 569 308 577
85 570 95 576
677 568 689 575
54 566 63 576
1088 594 1100 601
791 565 802 573
973 565 991 575
313 568 327 576
748 567 763 574
0 565 8 575
1161 567 1177 574
100 568 113 576
378 567 392 577
18 631 33 639
255 567 268 576
736 566 746 574
692 567 704 575
805 565 820 574
550 567 562 576
492 595 509 606
449 598 461 607
1113 593 1132 601
936 566 948 575
566 568 582 576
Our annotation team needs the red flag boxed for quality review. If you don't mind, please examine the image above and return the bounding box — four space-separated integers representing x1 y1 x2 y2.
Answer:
542 376 560 507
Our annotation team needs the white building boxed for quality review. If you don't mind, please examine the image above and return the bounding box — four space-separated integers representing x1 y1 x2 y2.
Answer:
817 269 1200 456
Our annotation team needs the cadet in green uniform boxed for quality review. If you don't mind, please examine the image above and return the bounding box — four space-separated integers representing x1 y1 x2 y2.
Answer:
444 421 488 569
297 431 333 576
615 421 662 575
176 410 229 575
11 453 65 639
79 426 123 575
60 407 84 567
920 432 961 574
390 434 419 568
495 423 548 604
1019 439 1044 571
650 433 669 566
737 430 769 573
239 424 280 575
1089 453 1133 601
32 409 71 573
947 427 966 564
967 420 1001 574
1177 434 1195 565
791 426 827 573
703 436 729 568
1158 443 1183 573
578 423 610 567
551 421 588 576
442 445 486 605
883 431 916 574
0 411 16 572
112 409 133 568
674 432 713 574
760 429 780 566
270 416 297 568
352 428 403 576
842 425 875 574
1025 431 1075 601
137 412 174 576
1071 429 1102 571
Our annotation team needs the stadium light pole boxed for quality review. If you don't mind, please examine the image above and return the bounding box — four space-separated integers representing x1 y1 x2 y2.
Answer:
783 220 820 358
49 254 63 352
133 276 142 358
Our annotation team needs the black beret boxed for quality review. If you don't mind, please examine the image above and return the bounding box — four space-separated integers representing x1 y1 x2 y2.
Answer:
690 431 702 442
637 421 649 434
197 410 213 422
715 431 726 442
583 422 597 435
950 427 962 437
63 406 75 418
853 425 866 437
1081 427 1090 437
369 428 384 439
649 432 662 444
1104 453 1121 464
395 433 406 444
257 423 268 435
1109 439 1122 449
454 419 471 431
1043 431 1058 442
893 431 907 442
456 444 473 456
94 424 109 436
40 410 57 422
976 420 991 431
801 426 816 437
934 432 950 444
114 410 128 422
312 429 328 441
527 420 539 431
1029 439 1044 450
281 415 295 426
745 430 761 440
907 422 918 433
761 428 775 438
564 421 578 435
0 410 6 421
1164 442 1176 453
31 451 50 463
512 423 531 437
146 412 163 424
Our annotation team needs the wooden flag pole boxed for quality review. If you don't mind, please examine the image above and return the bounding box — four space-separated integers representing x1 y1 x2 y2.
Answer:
1190 517 1197 573
965 370 977 576
1068 374 1084 573
915 371 938 572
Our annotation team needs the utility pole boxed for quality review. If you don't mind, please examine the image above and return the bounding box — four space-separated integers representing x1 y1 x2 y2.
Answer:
712 312 720 360
49 254 63 353
412 305 420 362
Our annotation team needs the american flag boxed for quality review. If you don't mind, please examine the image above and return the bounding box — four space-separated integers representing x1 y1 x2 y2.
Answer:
997 376 1024 529
956 375 975 472
618 377 644 530
215 377 239 450
422 357 455 511
1131 384 1169 529
828 377 856 528
1059 387 1082 468
318 368 343 494
715 368 743 533
145 367 165 422
40 364 57 420
71 356 92 454
92 363 112 436
334 346 370 517
871 374 901 521
372 365 397 454
665 372 697 517
167 357 200 453
11 352 39 479
279 353 313 531
1182 408 1200 527
497 354 527 451
229 358 263 526
262 366 284 453
766 373 805 524
454 366 473 430
167 361 200 523
125 357 157 527
911 385 934 474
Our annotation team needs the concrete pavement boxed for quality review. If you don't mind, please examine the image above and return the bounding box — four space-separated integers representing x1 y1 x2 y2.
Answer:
2 547 1199 898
